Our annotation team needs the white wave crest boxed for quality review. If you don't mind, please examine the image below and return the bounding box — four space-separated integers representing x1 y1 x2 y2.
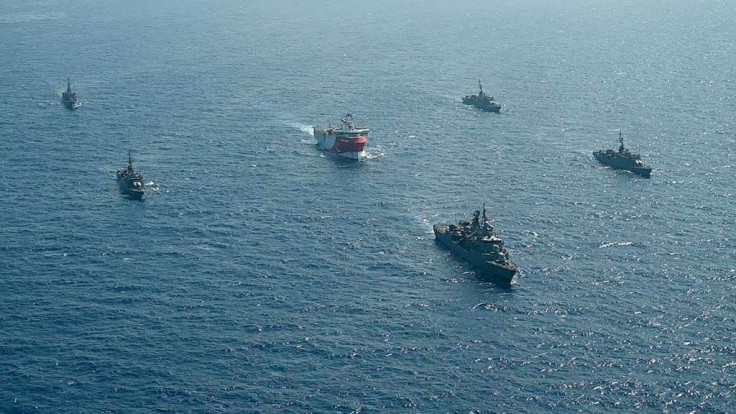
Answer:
0 11 66 24
599 241 633 249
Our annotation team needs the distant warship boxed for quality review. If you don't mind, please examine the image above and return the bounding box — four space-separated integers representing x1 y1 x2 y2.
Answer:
593 130 652 178
462 80 501 113
61 78 80 110
117 151 145 200
434 205 518 284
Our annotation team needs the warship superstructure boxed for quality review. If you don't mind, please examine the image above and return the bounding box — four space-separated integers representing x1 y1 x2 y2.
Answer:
462 80 501 113
61 78 80 110
593 130 652 178
434 205 518 284
313 113 369 160
117 151 145 200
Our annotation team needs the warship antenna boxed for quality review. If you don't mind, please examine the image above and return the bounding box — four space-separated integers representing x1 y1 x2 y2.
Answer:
478 79 483 95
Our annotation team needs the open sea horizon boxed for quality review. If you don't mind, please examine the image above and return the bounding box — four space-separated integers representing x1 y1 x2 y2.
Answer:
1 0 734 412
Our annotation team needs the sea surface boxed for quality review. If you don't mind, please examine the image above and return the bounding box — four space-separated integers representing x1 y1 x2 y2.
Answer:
1 0 734 412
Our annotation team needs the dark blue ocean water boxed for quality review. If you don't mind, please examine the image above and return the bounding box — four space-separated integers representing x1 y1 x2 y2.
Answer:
1 0 735 412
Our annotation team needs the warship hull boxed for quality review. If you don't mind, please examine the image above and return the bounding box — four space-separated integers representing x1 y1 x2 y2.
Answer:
462 98 501 113
434 224 517 284
313 129 367 160
117 151 145 200
61 97 80 110
594 152 652 178
117 179 144 200
61 78 80 110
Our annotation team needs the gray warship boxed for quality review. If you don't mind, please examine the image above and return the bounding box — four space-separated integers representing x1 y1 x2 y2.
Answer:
462 80 501 113
117 151 145 200
61 78 80 110
434 205 518 284
593 130 652 178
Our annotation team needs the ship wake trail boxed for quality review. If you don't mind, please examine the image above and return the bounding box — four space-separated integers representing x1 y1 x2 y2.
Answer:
285 122 314 136
296 124 314 137
363 146 385 160
283 122 315 144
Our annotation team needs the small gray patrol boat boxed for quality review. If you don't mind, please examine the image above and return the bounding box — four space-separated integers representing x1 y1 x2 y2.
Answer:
61 78 80 110
462 80 501 113
593 130 652 178
434 205 518 284
117 151 145 200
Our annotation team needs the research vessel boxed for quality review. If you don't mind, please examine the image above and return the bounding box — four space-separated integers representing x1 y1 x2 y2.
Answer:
313 113 368 160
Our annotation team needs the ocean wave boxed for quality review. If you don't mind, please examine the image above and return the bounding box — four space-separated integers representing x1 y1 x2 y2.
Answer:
0 11 66 24
599 241 633 248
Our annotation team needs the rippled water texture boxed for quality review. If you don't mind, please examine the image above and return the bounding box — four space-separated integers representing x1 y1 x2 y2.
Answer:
1 0 734 412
